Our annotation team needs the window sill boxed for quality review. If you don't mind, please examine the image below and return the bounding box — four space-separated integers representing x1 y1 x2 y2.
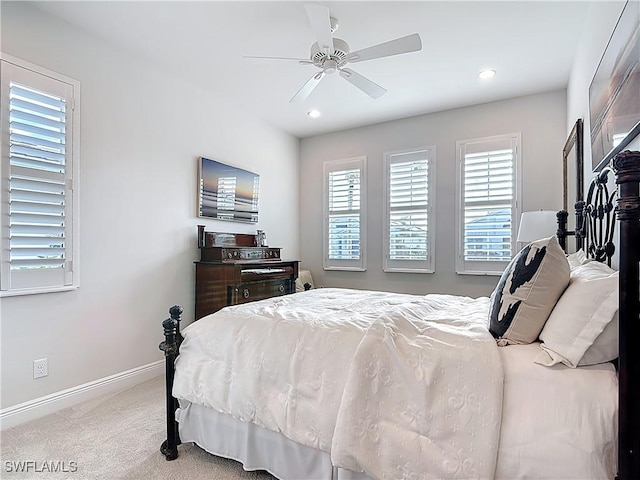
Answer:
455 270 503 276
1 285 79 297
323 267 366 272
384 268 435 274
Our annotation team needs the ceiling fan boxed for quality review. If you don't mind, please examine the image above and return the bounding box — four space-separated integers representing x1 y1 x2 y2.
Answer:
244 4 422 103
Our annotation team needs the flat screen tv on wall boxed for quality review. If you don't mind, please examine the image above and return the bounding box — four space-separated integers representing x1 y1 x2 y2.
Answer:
198 157 260 223
589 0 640 172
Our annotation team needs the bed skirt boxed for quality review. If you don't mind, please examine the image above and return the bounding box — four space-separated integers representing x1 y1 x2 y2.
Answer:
177 401 371 480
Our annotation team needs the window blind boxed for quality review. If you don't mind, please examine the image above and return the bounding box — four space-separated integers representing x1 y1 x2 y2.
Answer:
462 148 513 262
9 83 68 271
456 133 520 275
323 156 366 271
1 57 78 294
327 168 360 260
389 159 428 260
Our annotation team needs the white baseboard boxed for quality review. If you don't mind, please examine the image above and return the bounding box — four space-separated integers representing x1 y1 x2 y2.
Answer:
0 360 164 430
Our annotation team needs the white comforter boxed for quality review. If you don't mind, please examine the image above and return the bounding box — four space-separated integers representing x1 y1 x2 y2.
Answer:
173 288 504 480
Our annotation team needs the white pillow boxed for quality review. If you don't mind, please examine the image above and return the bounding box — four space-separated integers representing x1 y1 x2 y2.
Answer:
535 261 618 368
489 236 570 345
580 312 618 366
566 249 590 269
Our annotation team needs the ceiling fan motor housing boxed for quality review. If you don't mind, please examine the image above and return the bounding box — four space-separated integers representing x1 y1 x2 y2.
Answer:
311 38 350 73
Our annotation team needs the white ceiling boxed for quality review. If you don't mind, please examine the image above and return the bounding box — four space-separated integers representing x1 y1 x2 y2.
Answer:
32 1 593 139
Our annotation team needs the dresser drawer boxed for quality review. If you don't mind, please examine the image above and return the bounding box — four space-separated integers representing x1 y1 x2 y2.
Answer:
228 279 293 305
194 257 299 320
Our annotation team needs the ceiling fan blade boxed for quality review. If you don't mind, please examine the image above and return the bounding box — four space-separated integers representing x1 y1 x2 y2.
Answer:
347 33 422 63
339 68 386 99
290 71 326 103
304 3 334 54
242 55 314 65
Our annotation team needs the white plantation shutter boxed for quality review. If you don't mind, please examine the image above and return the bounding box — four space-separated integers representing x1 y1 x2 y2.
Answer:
456 134 521 275
384 148 435 272
328 169 360 260
1 57 79 294
323 157 366 271
463 149 513 260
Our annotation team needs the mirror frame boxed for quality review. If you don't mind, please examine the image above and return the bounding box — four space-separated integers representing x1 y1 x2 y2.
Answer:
562 118 584 212
560 118 584 252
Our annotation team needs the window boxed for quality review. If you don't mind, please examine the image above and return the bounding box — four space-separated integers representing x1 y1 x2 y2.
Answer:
384 147 435 273
323 156 366 271
455 133 521 275
1 55 80 296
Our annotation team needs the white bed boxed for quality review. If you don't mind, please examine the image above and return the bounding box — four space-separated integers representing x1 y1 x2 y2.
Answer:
170 287 618 480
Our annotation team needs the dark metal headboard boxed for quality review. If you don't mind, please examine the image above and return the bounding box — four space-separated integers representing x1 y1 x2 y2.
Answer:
557 165 617 266
583 166 617 266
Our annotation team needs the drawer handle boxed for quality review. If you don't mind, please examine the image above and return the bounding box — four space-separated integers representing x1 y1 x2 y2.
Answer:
242 288 250 299
278 285 285 293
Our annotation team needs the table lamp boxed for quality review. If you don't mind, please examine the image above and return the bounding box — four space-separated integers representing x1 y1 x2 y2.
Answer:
516 210 557 244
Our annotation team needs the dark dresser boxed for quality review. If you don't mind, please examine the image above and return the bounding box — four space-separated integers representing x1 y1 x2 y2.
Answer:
194 226 299 320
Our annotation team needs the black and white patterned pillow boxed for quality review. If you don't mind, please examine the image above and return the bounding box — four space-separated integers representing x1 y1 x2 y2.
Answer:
489 236 570 345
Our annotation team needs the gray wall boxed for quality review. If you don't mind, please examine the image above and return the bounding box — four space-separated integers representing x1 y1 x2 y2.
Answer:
1 2 300 409
299 90 567 298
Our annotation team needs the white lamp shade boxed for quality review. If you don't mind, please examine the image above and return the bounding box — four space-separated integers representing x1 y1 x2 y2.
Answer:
517 211 557 243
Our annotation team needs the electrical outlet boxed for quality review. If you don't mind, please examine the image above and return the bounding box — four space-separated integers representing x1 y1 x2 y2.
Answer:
33 358 48 379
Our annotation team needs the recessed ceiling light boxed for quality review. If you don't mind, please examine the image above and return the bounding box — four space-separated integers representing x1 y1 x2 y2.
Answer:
307 109 321 118
479 69 496 79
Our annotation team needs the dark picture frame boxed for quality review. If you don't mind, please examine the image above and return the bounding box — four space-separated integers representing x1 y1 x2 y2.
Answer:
589 0 640 172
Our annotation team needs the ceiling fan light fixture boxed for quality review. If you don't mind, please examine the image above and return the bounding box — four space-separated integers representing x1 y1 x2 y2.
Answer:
479 69 496 79
307 109 321 118
324 59 338 74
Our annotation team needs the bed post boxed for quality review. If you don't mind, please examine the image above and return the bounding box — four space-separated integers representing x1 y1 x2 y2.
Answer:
613 150 640 480
556 200 585 253
574 199 585 251
556 210 569 252
159 305 184 461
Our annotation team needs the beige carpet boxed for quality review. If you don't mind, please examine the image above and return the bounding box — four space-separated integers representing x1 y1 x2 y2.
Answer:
0 375 276 479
